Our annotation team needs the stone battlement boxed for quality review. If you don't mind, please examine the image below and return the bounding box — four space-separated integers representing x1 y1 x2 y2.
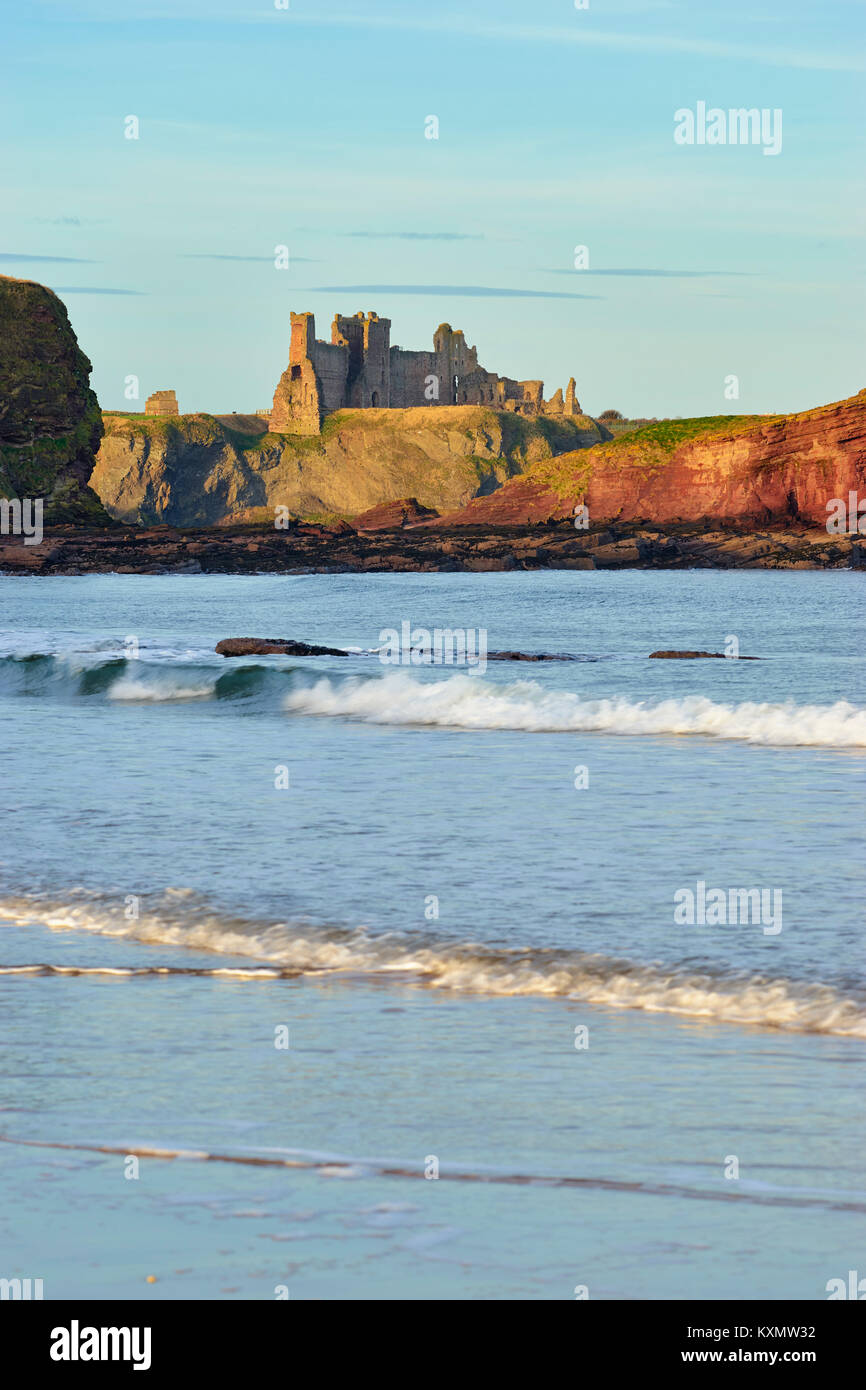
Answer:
269 312 580 435
145 390 179 417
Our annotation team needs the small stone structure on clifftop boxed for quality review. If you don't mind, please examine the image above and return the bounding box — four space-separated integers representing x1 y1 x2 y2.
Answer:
269 310 581 435
145 389 179 417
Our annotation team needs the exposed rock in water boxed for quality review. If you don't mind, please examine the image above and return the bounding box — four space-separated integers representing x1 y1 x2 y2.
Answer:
649 650 760 659
487 651 578 662
0 275 110 523
215 636 584 663
215 638 348 657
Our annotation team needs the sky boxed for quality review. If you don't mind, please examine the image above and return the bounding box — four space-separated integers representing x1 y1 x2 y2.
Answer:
1 0 864 418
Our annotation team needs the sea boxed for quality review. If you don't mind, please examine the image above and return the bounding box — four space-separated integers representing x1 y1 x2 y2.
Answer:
0 567 863 1300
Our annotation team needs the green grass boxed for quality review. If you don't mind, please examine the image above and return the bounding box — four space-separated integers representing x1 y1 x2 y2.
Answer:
607 414 775 453
523 412 782 500
302 510 354 525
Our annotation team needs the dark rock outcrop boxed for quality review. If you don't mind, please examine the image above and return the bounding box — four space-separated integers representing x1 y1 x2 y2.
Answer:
648 650 760 660
0 276 109 523
214 639 581 662
215 638 347 657
487 651 577 662
1 519 862 576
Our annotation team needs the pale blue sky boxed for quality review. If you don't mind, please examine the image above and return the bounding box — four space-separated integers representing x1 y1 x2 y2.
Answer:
2 0 863 416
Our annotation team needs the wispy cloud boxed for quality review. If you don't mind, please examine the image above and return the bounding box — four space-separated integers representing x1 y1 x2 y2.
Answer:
50 286 144 295
293 13 865 73
1 252 96 263
543 268 754 278
181 253 320 262
302 284 603 300
341 232 485 242
22 3 861 70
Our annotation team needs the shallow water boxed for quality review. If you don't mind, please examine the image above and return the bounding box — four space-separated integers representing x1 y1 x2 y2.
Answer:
0 569 863 1298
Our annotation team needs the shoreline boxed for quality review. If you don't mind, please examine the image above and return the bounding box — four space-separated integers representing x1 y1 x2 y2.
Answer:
2 519 863 576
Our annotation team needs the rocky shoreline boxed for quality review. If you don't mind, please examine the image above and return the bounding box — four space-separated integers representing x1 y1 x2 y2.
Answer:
1 518 863 575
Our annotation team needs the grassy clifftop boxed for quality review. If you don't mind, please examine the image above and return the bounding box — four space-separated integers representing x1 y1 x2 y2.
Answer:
527 414 777 495
439 392 866 527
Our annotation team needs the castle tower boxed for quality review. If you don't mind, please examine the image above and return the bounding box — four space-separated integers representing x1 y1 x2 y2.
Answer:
333 311 391 407
362 312 390 408
269 311 323 433
290 311 316 363
145 389 179 417
433 324 457 404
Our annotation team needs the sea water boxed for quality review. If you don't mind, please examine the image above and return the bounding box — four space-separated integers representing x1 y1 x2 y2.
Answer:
0 568 863 1299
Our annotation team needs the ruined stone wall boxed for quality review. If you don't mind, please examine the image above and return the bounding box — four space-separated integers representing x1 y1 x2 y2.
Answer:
145 389 178 417
269 357 320 433
270 312 351 433
269 314 323 433
310 340 350 415
390 326 497 407
456 368 509 407
333 312 391 407
331 313 366 405
390 348 440 406
359 313 390 408
434 325 473 405
268 309 583 432
544 378 581 416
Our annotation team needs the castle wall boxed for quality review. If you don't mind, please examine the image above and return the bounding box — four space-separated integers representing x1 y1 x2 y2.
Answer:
390 348 440 406
269 358 320 433
310 340 350 415
456 368 509 406
331 312 392 408
359 314 390 408
331 313 365 404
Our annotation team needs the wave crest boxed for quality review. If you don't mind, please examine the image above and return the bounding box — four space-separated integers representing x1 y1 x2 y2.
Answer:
3 654 865 747
2 893 863 1037
284 673 866 747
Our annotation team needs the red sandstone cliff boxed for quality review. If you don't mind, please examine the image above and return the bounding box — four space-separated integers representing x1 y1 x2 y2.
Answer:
431 391 866 528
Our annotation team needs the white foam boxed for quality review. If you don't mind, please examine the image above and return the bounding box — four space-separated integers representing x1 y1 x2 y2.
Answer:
284 673 866 747
2 896 863 1038
108 677 216 701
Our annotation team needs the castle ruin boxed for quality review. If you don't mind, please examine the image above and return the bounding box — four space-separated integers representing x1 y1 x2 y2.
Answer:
269 311 581 435
145 389 179 417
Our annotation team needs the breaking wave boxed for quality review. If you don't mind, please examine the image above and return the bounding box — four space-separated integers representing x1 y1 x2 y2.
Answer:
0 652 300 703
2 652 865 747
1 892 864 1038
285 672 866 747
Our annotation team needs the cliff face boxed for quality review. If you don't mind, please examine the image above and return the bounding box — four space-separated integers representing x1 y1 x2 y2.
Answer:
88 391 866 532
436 393 866 527
0 275 109 522
90 407 602 525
